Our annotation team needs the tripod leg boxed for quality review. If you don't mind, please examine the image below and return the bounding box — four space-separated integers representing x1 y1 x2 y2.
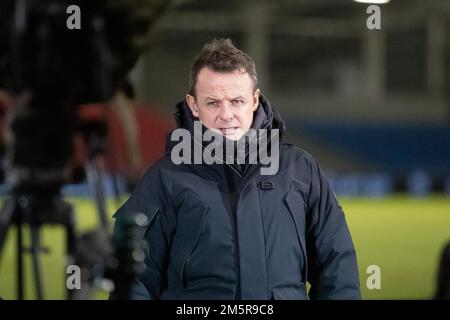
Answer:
111 172 122 207
65 208 77 300
16 215 24 300
85 157 109 231
30 225 44 300
0 197 16 258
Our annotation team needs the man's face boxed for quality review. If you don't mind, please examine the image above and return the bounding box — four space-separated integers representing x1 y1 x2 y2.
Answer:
186 67 260 141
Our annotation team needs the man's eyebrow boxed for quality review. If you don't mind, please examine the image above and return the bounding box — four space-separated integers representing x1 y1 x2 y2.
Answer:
203 96 245 102
204 97 220 101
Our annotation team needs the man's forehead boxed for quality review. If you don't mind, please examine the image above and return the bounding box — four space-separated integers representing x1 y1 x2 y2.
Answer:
196 68 254 96
197 68 252 85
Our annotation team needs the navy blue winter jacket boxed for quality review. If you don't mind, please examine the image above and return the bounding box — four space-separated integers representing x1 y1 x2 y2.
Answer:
113 95 361 300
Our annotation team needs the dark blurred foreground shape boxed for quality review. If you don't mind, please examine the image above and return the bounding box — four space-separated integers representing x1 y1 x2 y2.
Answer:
0 0 174 300
435 241 450 300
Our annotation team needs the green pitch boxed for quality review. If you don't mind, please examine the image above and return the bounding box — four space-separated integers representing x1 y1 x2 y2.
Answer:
0 195 449 300
341 195 450 299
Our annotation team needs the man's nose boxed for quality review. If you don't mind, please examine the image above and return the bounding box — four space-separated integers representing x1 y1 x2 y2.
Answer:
219 104 234 121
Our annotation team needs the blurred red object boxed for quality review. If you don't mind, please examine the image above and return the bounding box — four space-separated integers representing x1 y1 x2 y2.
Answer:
75 100 174 182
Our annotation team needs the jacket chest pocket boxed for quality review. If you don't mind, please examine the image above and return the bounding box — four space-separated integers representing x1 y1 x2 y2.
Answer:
169 191 209 288
283 183 309 281
258 180 309 284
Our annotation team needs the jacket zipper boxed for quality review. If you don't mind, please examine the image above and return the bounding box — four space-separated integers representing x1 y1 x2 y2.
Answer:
223 165 242 299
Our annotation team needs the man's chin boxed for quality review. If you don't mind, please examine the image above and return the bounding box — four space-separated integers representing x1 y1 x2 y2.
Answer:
223 133 240 141
211 128 242 141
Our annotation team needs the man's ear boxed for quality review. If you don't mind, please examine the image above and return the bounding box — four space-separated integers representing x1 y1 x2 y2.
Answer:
252 89 260 111
186 94 199 118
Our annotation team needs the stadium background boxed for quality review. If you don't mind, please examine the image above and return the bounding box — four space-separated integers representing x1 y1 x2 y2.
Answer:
0 0 449 299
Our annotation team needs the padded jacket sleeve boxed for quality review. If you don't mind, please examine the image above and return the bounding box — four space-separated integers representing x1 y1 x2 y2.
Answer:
305 157 361 300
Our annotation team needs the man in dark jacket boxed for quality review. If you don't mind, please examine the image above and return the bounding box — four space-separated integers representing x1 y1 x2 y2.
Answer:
113 38 361 300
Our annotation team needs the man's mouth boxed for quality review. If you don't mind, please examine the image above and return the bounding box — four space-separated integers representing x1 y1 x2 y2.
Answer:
219 127 238 135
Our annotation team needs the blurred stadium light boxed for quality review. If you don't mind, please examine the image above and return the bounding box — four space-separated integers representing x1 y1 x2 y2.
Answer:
354 0 390 4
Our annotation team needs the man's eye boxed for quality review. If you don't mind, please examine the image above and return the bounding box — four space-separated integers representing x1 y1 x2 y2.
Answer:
231 100 243 105
207 101 217 106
